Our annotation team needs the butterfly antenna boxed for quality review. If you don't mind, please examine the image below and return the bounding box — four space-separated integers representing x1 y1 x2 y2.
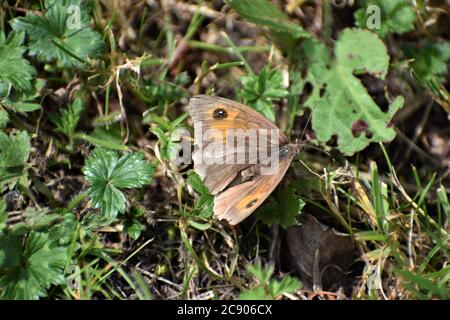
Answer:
297 104 316 145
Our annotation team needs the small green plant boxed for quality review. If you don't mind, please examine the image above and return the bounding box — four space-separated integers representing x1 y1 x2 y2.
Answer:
256 182 305 228
0 31 35 93
150 113 189 162
83 149 155 217
0 131 31 190
11 0 104 69
354 0 416 37
240 262 302 300
49 98 83 151
0 230 67 300
239 66 288 121
120 206 146 240
404 42 450 92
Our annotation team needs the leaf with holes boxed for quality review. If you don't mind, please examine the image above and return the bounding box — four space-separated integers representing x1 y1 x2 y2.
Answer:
300 28 404 155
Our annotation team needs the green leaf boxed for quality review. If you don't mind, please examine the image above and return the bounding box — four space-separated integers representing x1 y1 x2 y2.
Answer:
0 131 31 168
188 171 214 219
247 262 274 283
11 0 105 69
239 66 288 121
49 98 83 144
150 113 189 162
240 262 302 299
354 0 416 37
0 231 67 300
0 31 36 92
239 286 267 300
301 28 404 155
225 0 309 54
0 79 45 114
48 212 78 247
269 275 302 297
123 219 144 240
256 183 304 228
83 149 155 217
0 110 8 129
404 42 450 90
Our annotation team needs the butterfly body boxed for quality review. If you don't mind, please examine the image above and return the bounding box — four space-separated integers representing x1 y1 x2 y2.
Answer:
189 95 300 225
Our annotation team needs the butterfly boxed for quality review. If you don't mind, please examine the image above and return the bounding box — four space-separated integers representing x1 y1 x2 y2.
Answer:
189 95 301 225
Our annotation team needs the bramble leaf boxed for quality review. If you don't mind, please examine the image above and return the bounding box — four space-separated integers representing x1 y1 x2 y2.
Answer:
83 149 155 217
300 28 404 155
11 0 104 68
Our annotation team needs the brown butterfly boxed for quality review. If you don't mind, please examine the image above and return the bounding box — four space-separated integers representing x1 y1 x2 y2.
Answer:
189 95 301 225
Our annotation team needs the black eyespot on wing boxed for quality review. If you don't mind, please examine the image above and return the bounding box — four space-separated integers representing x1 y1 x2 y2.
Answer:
213 108 228 120
246 199 258 208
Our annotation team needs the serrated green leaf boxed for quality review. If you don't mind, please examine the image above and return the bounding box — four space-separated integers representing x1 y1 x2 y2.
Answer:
256 183 304 228
49 98 83 145
0 231 67 300
83 149 155 217
11 0 104 68
239 66 288 121
188 171 214 219
404 41 450 89
0 31 36 92
301 28 404 155
354 0 416 37
247 262 273 283
269 275 302 297
239 286 267 300
0 234 21 268
0 131 31 169
0 79 45 114
241 262 302 300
